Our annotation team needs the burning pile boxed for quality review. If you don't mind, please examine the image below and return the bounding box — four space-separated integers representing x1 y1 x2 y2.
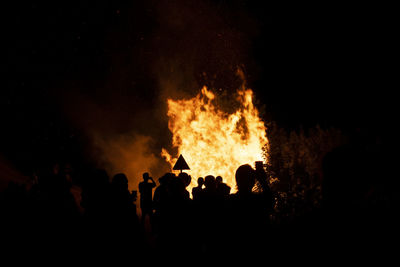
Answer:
162 85 268 192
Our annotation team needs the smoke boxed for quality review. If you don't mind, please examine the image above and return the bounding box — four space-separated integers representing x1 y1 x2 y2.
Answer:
0 156 29 191
58 86 171 189
54 0 260 190
92 134 162 191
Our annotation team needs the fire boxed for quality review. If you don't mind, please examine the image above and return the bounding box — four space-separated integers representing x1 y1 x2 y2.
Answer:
161 85 269 193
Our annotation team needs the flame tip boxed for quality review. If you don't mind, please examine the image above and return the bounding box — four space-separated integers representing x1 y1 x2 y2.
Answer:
163 85 268 192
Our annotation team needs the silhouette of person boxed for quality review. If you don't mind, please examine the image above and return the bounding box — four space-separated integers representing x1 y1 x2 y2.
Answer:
152 173 172 236
80 169 111 220
138 172 156 225
192 177 204 200
152 173 193 257
225 164 274 254
178 172 192 200
110 173 138 220
215 176 231 197
153 174 171 215
109 173 143 255
203 175 217 195
193 175 224 253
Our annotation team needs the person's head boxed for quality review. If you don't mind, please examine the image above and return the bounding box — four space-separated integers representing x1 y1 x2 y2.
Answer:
143 172 150 182
178 172 192 188
204 175 216 190
235 164 256 193
216 176 223 184
112 173 128 190
159 173 174 185
197 177 204 186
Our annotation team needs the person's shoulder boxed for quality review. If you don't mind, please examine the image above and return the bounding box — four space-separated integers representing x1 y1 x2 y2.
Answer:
227 192 239 201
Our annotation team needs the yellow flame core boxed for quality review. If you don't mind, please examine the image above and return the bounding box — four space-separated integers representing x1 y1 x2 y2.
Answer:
162 86 269 193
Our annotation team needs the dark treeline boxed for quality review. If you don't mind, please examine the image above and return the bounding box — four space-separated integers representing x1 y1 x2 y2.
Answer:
264 123 346 223
1 129 397 263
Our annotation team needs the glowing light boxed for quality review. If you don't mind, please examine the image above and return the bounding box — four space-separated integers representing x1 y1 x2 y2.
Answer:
162 85 269 193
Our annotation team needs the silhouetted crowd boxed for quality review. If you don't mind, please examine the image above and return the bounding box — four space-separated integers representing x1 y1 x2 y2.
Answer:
1 143 398 263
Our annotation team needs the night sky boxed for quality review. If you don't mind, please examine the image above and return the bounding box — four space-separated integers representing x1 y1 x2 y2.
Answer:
2 1 395 177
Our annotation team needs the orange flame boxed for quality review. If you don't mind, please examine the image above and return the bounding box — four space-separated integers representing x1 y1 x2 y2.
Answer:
162 86 268 193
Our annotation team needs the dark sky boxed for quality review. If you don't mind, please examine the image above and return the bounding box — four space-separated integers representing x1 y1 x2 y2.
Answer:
2 0 395 175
